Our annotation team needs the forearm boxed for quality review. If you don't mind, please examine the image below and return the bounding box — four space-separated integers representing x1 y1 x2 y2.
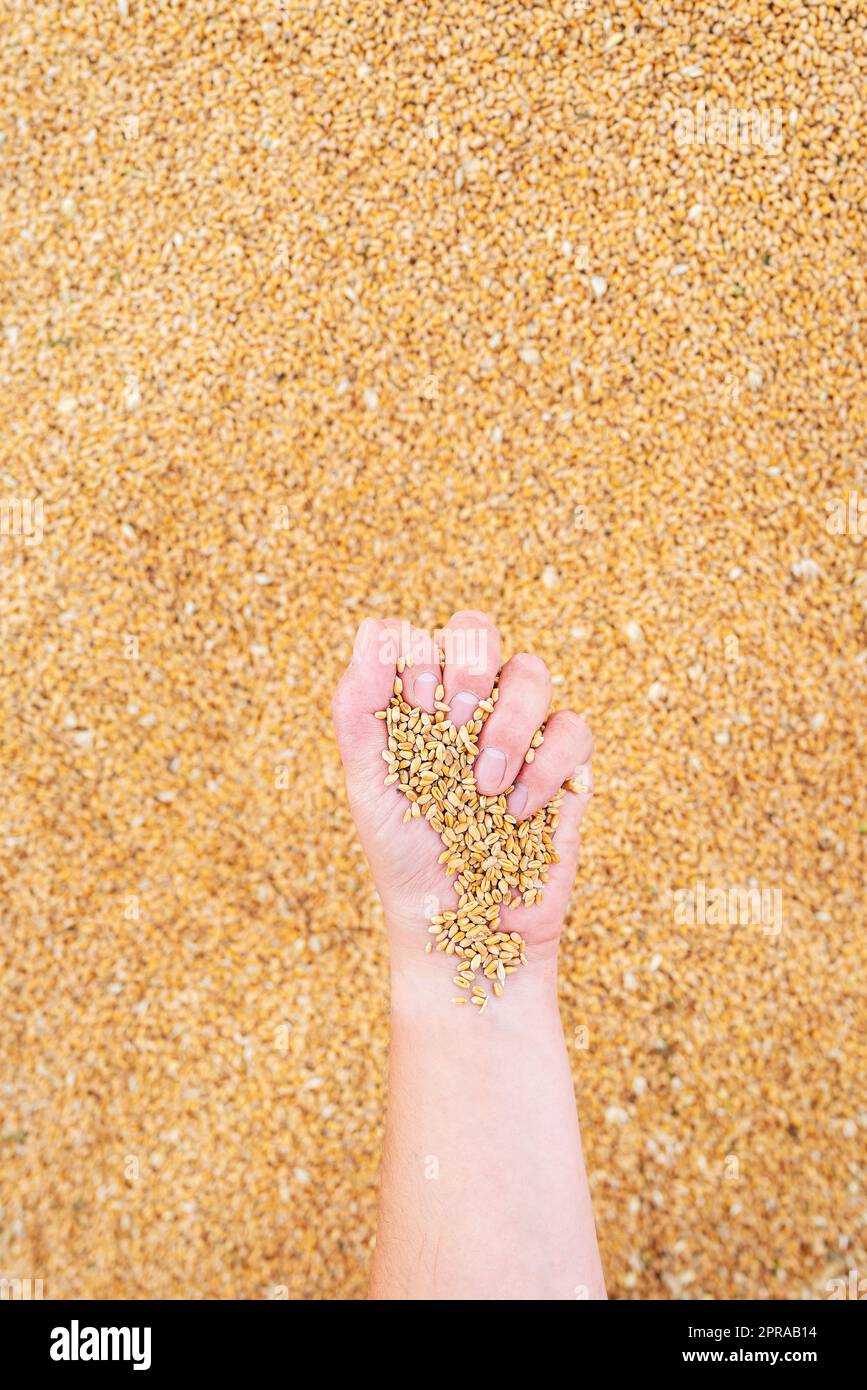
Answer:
370 924 606 1301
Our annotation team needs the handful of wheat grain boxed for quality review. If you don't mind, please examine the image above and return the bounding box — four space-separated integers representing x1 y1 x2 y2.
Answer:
376 674 564 1011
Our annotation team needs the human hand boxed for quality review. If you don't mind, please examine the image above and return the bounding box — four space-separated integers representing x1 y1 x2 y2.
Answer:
332 610 594 994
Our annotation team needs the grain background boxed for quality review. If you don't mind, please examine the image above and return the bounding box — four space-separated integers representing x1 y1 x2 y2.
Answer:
1 0 864 1300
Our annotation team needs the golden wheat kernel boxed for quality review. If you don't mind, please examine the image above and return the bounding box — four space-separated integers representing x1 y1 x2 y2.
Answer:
493 983 504 998
382 683 562 1024
452 998 468 1007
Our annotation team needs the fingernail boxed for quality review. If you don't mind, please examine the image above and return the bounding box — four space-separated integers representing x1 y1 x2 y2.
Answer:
352 618 376 665
507 782 528 818
448 690 480 728
474 746 507 792
412 671 438 711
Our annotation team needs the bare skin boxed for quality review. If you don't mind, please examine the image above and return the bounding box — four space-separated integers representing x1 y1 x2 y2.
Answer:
332 610 606 1300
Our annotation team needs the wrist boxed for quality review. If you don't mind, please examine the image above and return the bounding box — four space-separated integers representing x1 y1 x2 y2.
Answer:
385 912 562 1027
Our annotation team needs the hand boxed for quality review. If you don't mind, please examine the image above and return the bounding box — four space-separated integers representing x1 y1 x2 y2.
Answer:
332 610 594 985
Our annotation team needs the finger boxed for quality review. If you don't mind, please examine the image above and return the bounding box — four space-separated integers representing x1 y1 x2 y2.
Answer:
549 776 594 860
397 622 442 715
331 616 400 780
507 780 593 935
439 608 502 729
474 652 552 796
506 709 593 820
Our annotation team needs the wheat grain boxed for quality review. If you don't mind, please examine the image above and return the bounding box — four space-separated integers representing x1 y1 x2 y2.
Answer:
380 677 561 1009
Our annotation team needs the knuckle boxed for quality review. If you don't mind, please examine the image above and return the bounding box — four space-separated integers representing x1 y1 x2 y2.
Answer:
447 608 493 626
557 708 593 747
444 614 499 677
509 651 551 685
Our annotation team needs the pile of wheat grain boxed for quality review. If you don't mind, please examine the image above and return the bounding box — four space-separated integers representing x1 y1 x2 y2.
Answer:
0 0 864 1301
